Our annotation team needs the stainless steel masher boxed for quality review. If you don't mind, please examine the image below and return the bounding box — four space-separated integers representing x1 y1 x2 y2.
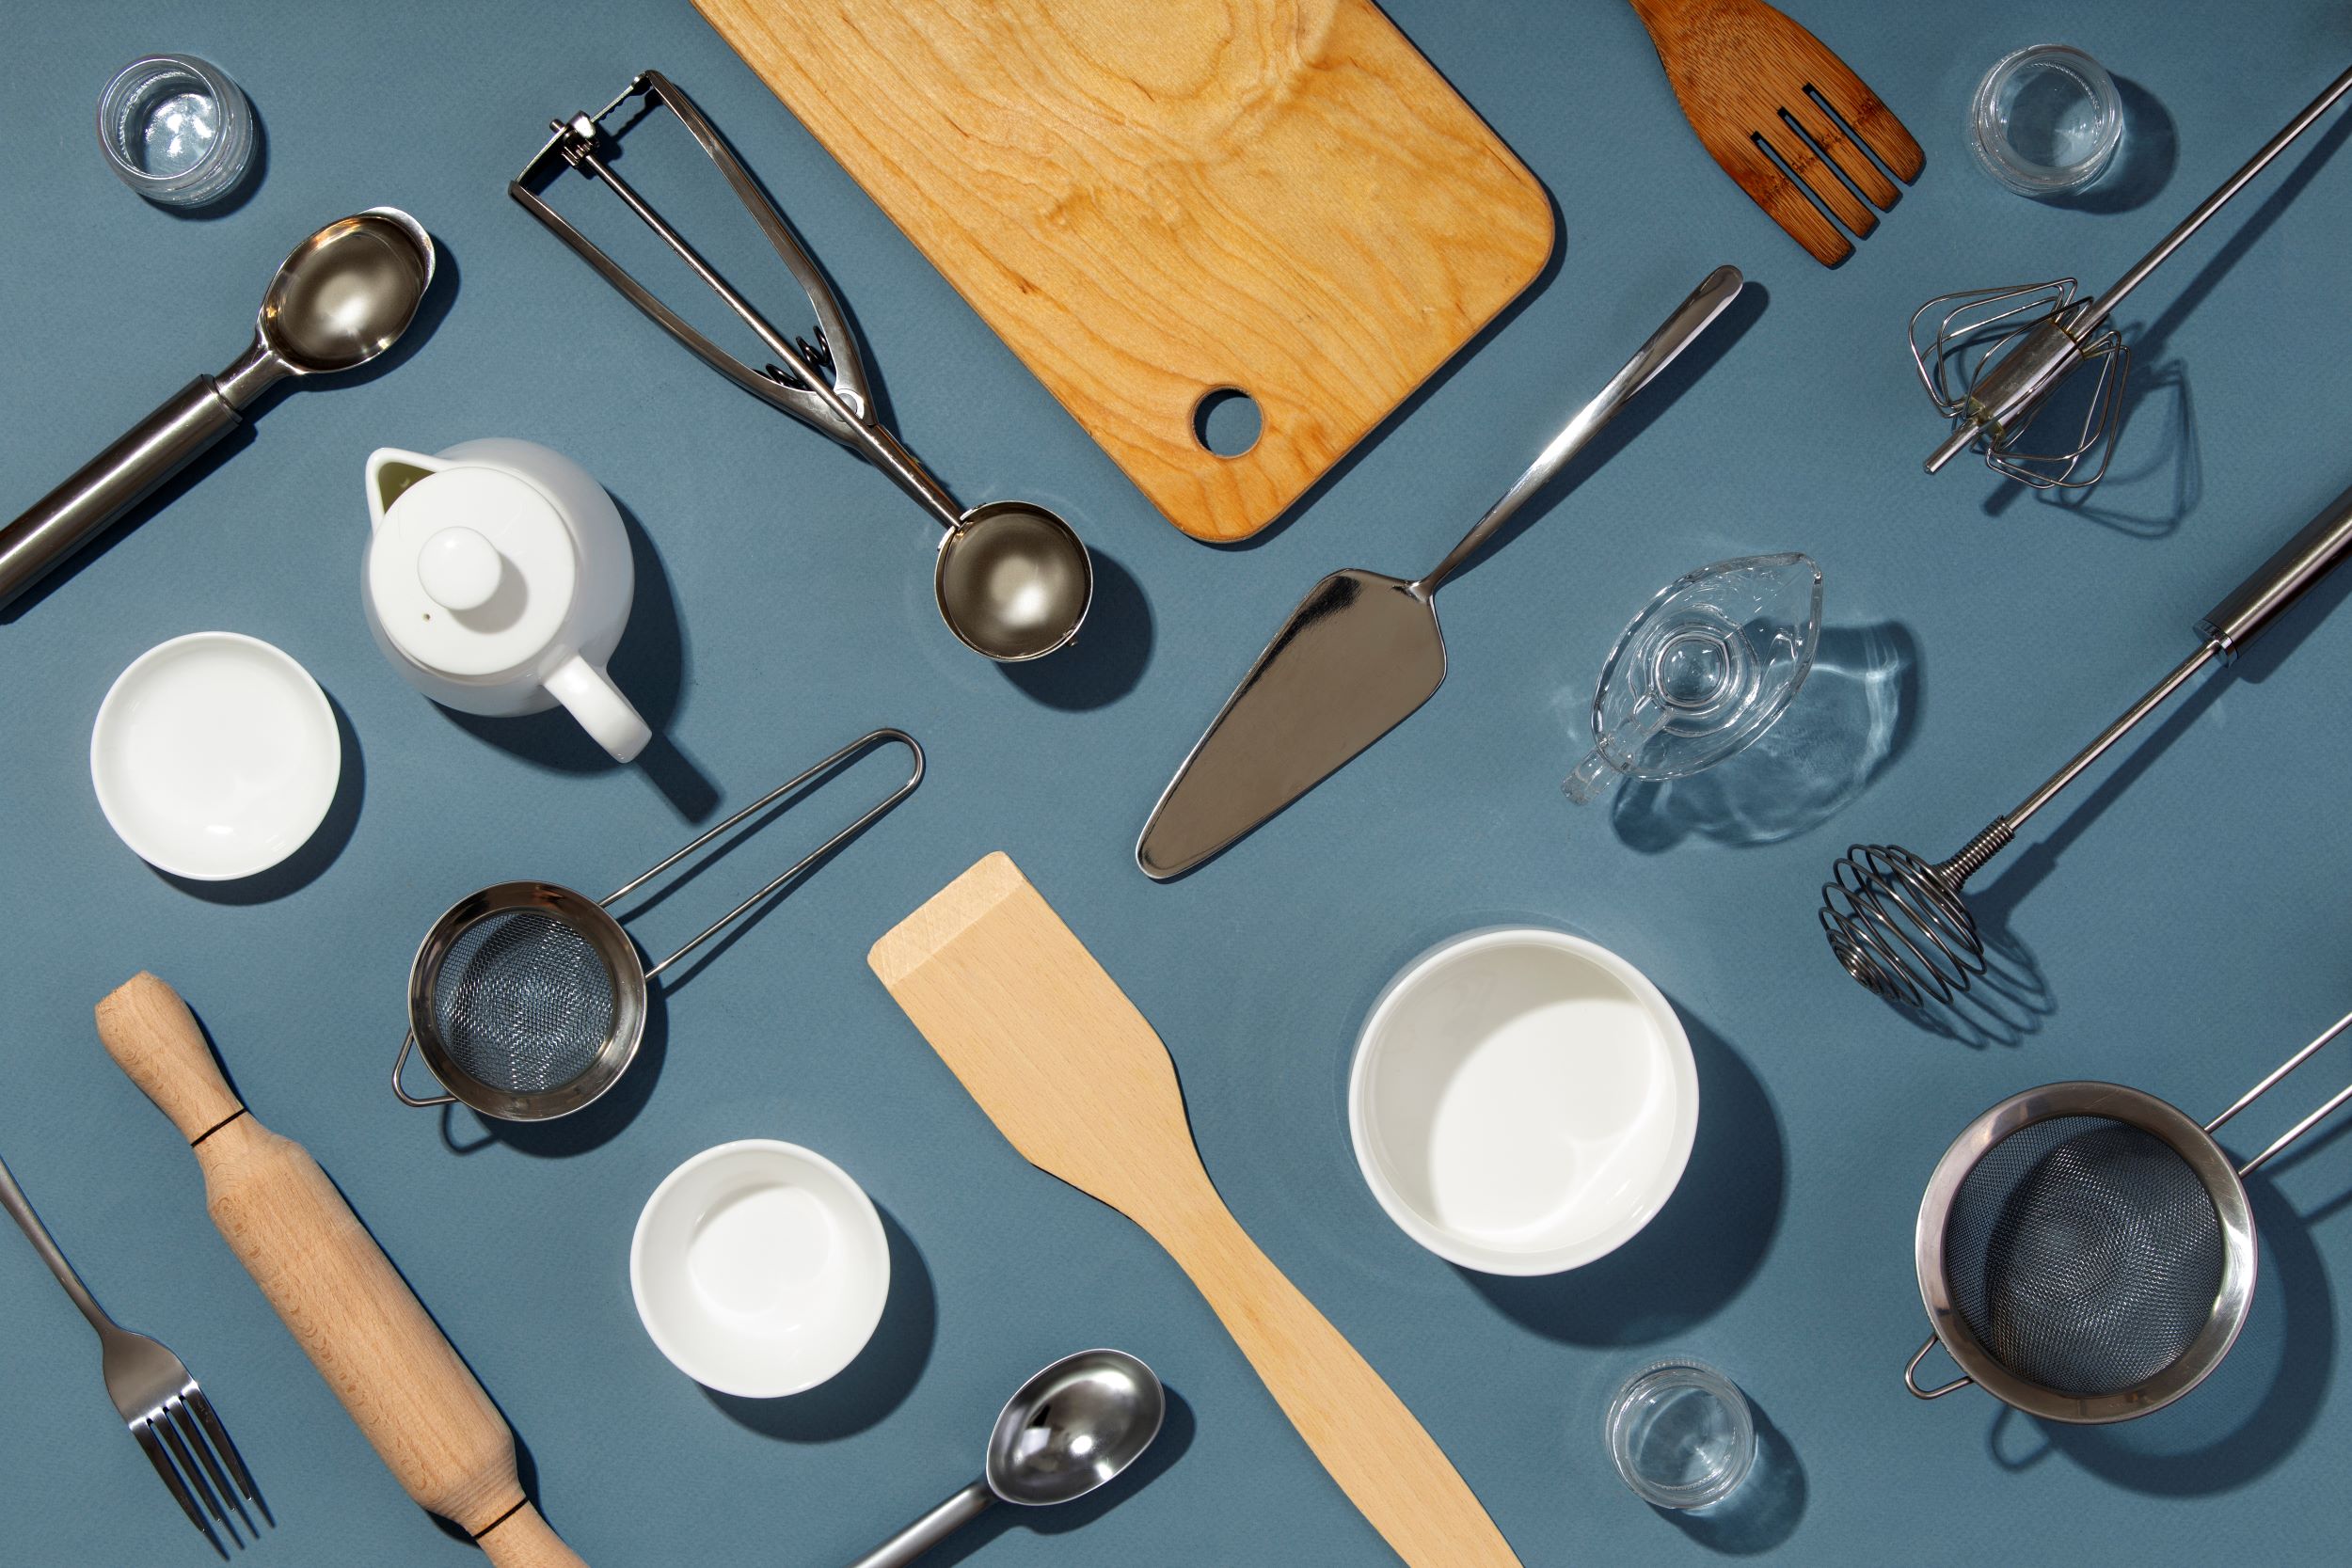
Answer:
511 71 1092 662
0 1148 261 1545
1912 61 2352 488
1823 483 2352 1008
392 728 922 1120
1908 1005 2352 1423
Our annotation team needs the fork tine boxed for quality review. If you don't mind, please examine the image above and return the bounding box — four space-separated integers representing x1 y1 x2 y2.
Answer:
1702 128 1851 264
183 1386 261 1506
168 1393 244 1523
1794 91 1900 209
153 1405 230 1528
1807 68 1925 182
1762 121 1878 237
130 1415 215 1541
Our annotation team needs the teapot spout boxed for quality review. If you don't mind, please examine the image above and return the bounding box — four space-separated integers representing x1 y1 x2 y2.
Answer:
364 448 450 531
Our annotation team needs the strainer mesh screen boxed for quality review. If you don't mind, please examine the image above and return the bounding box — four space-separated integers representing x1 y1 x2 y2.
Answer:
1943 1114 2224 1397
428 909 617 1095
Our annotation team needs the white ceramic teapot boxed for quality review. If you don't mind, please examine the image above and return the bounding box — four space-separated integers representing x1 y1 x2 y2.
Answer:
362 438 650 762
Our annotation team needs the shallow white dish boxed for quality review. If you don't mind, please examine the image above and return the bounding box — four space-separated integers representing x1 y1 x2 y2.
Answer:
1348 927 1697 1275
631 1139 890 1399
89 631 341 880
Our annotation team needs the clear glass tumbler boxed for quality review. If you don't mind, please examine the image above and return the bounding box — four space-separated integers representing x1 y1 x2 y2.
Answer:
1605 1358 1757 1510
96 55 256 208
1968 44 2123 197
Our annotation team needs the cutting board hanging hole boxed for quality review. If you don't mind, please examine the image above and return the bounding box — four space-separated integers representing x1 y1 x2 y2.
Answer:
1193 388 1262 458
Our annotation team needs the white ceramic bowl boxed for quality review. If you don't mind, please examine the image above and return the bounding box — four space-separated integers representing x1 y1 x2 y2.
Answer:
1348 927 1698 1275
630 1140 890 1398
90 632 341 880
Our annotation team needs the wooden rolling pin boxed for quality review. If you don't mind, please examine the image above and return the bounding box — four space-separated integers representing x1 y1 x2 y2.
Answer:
95 973 585 1567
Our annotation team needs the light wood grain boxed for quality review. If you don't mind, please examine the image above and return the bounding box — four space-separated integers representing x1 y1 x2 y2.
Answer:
94 974 587 1568
691 0 1554 542
870 854 1520 1568
1628 0 1922 265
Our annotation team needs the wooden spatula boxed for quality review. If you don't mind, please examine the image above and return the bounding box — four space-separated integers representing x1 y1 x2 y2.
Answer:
869 854 1519 1568
95 974 588 1568
1628 0 1922 264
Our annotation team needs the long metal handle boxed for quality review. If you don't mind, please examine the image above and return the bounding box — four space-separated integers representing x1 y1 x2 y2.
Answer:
0 1151 113 1335
1413 264 1744 598
2197 482 2352 657
2089 61 2352 330
2206 1006 2352 1176
842 1481 993 1568
614 728 925 980
0 374 244 611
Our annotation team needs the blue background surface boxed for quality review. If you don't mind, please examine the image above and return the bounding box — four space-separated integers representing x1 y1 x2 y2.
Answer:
7 2 2352 1563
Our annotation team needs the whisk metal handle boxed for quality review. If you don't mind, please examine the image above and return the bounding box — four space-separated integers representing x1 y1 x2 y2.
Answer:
2196 483 2352 659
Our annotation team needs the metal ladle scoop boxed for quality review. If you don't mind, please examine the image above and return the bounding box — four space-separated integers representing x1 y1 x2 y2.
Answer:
846 1349 1165 1568
0 208 435 610
512 71 1092 662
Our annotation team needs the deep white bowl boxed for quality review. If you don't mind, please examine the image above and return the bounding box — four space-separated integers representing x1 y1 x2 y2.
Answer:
630 1139 890 1398
90 632 341 880
1348 927 1698 1275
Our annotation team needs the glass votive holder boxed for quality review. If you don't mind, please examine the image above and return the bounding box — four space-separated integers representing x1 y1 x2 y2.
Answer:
97 55 257 208
1605 1358 1757 1511
1968 44 2123 197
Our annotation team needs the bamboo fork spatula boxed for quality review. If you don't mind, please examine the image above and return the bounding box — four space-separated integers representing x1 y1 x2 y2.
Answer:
871 853 1520 1568
1629 0 1923 263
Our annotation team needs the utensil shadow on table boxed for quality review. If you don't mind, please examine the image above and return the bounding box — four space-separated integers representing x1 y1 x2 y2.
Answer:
1204 185 1571 556
158 689 363 905
2047 78 2175 215
1987 1174 2336 1496
1461 1013 1783 1344
701 1205 934 1442
437 493 718 821
917 1385 1196 1568
437 982 669 1158
998 546 1152 710
1612 619 1918 851
1661 1391 1805 1555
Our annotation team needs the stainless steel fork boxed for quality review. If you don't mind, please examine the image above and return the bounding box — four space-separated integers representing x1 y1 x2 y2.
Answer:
0 1149 261 1546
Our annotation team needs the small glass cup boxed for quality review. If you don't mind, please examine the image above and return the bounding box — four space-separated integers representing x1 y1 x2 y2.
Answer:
1968 44 2123 197
1605 1359 1756 1511
96 55 256 208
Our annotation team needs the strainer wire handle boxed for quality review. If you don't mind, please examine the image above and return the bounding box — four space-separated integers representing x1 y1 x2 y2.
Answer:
1903 1336 1972 1400
389 1030 457 1108
610 728 926 982
2206 1006 2352 1177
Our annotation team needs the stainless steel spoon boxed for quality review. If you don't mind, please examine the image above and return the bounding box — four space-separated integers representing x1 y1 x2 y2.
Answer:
0 207 436 610
846 1349 1165 1568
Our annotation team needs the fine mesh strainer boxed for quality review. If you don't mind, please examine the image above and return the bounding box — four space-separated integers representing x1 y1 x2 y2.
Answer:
391 729 922 1121
1908 1006 2352 1422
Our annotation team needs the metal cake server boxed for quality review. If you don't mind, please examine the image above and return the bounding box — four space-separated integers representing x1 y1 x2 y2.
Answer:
1136 265 1745 879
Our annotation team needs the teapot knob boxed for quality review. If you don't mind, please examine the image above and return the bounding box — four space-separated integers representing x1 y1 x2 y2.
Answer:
417 526 503 612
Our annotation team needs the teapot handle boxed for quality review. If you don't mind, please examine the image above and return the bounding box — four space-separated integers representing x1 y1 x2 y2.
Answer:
546 653 651 762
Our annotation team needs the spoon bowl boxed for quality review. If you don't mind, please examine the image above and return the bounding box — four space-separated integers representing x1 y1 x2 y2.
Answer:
934 501 1094 661
984 1349 1165 1505
260 209 436 373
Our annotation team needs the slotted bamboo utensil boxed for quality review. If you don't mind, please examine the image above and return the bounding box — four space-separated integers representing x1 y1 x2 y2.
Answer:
94 973 588 1568
869 853 1520 1568
1627 0 1922 264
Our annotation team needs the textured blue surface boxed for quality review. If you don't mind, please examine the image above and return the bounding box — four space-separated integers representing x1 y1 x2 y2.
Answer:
6 2 2352 1563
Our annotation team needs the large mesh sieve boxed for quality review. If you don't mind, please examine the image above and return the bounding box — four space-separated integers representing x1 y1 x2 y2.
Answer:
1941 1114 2224 1397
427 907 621 1098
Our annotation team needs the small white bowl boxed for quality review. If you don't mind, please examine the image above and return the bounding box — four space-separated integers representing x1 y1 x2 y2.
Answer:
630 1139 890 1399
90 632 341 880
1348 927 1697 1275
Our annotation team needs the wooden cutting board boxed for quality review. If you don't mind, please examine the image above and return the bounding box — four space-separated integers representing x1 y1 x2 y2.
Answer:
692 0 1555 542
870 853 1522 1567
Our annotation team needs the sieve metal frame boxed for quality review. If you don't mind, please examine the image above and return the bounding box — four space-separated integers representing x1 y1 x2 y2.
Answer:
390 727 924 1123
1909 1080 2255 1424
395 881 648 1123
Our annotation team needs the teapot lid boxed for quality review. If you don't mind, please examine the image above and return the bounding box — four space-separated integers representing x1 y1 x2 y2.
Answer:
369 465 578 680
